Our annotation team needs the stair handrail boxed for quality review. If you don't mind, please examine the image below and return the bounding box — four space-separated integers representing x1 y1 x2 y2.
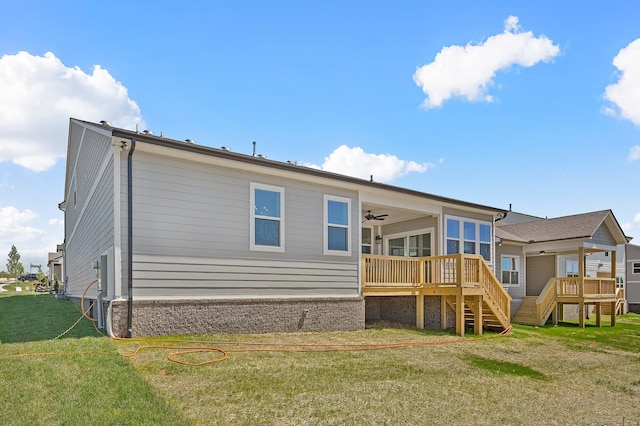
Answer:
535 277 558 325
475 255 511 327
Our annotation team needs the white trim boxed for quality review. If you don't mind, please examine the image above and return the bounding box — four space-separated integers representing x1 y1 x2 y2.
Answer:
112 147 122 298
500 255 520 287
324 194 352 256
249 182 285 253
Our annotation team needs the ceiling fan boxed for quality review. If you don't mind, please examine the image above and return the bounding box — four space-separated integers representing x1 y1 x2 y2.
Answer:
363 210 388 221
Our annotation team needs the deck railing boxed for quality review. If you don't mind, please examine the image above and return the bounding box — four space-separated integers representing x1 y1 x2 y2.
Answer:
535 277 618 325
362 253 511 325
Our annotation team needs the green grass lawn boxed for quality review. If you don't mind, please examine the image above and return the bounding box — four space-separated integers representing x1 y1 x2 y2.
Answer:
2 293 640 425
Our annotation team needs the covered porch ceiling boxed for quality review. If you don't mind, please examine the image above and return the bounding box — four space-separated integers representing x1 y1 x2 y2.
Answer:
360 202 436 226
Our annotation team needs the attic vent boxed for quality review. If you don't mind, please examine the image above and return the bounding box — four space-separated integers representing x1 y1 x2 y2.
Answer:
142 130 154 135
221 146 230 151
100 120 111 127
185 139 195 144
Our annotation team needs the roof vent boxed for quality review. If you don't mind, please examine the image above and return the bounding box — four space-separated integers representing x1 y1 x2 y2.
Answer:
142 130 154 135
221 146 230 151
100 120 111 127
185 139 195 144
287 160 297 165
257 154 267 159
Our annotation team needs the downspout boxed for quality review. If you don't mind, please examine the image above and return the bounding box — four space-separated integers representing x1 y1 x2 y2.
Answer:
127 138 136 338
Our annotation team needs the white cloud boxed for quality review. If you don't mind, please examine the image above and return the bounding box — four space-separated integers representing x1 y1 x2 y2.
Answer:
635 213 640 223
0 51 144 172
0 206 44 247
305 145 433 182
629 145 640 161
603 39 640 126
48 218 64 226
413 16 560 108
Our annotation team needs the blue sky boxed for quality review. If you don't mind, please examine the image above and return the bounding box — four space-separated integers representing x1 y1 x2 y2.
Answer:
1 1 639 270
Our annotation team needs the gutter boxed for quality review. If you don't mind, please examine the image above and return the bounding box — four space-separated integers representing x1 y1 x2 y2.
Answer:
127 138 136 338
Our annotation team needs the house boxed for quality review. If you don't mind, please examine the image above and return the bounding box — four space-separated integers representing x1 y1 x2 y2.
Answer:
47 244 64 284
60 118 511 338
626 243 640 313
495 209 628 326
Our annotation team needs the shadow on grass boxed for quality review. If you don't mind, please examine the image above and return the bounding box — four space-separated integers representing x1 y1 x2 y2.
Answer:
0 293 103 343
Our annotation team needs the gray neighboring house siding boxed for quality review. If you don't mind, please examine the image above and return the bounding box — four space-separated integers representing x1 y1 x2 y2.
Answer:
627 244 640 313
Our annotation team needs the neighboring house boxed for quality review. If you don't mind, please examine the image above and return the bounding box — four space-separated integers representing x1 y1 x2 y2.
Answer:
47 244 64 284
495 209 628 326
61 118 510 338
626 244 640 313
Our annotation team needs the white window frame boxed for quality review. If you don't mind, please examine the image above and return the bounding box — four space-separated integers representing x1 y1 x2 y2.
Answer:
444 215 492 263
250 182 285 253
566 260 579 277
361 226 373 254
324 195 351 256
383 228 435 257
500 255 520 287
633 261 640 275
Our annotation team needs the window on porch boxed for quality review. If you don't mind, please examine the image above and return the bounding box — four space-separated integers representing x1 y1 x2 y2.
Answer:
446 216 492 262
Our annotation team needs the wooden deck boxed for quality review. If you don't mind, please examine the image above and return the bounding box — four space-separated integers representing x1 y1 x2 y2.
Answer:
362 254 511 336
514 277 623 327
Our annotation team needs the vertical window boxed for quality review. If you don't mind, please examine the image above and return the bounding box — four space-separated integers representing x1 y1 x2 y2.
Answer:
324 195 351 255
362 228 372 254
250 183 284 252
446 218 460 255
445 216 492 262
567 260 579 277
501 256 519 286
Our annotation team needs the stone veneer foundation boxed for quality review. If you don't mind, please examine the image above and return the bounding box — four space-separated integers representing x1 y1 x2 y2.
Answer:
106 297 365 337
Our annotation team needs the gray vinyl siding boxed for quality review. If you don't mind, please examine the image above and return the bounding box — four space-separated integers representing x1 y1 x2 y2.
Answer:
381 217 439 255
132 255 357 298
442 207 494 223
626 244 640 304
588 223 617 246
64 126 115 297
526 255 555 296
495 243 524 299
127 150 360 298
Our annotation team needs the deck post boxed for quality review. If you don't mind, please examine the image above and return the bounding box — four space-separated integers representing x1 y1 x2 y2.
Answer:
416 295 424 329
456 293 465 337
610 250 616 281
578 300 585 328
440 296 447 329
595 303 601 327
552 303 558 326
610 302 616 326
474 295 483 336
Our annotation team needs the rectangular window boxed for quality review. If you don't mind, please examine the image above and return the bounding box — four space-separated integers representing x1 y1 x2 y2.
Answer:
567 260 579 277
445 216 492 262
324 195 351 255
362 228 372 254
501 256 519 286
633 262 640 274
250 183 284 252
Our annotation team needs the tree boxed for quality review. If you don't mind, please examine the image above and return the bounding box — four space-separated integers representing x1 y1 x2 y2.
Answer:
6 245 24 279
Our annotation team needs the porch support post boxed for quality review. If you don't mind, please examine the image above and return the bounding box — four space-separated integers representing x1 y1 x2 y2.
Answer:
441 296 447 329
610 250 616 282
578 300 585 328
611 302 617 326
416 294 424 330
552 303 558 326
456 293 465 337
595 303 602 327
473 295 483 336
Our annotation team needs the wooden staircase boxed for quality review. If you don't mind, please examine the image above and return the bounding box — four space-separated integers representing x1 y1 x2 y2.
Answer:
511 296 542 325
446 297 507 331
